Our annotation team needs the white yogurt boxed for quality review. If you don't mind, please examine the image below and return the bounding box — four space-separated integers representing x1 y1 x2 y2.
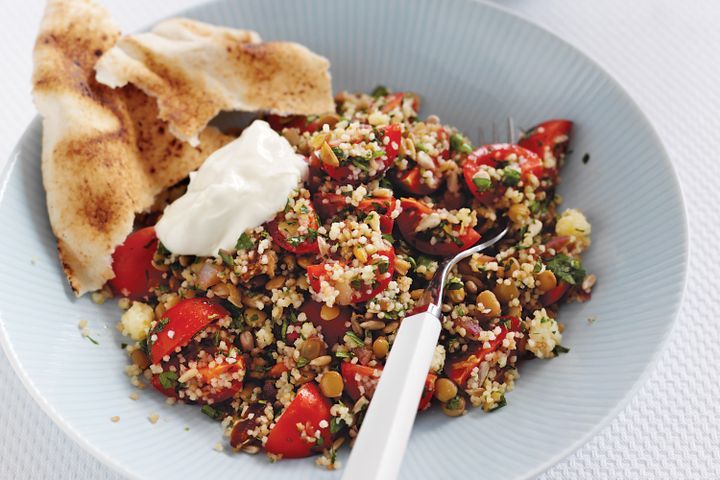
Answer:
156 120 307 256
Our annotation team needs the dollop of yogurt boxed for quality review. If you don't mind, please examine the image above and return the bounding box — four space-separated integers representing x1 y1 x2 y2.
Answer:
156 120 308 256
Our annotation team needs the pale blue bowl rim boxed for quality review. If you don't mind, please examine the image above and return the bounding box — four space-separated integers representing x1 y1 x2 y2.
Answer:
0 0 688 478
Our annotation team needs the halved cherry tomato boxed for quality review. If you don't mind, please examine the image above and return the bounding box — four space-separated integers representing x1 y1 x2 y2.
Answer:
340 362 436 410
393 126 449 196
313 192 397 234
394 167 440 196
396 198 480 257
518 119 572 180
151 351 245 403
149 298 229 364
446 317 522 386
541 282 570 306
110 227 163 299
267 202 320 254
320 124 401 184
197 360 245 403
299 300 352 346
306 248 395 305
462 144 543 203
265 382 332 458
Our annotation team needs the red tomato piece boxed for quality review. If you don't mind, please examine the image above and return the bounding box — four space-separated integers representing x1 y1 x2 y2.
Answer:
265 383 332 458
340 362 436 411
313 192 397 235
380 92 420 114
396 198 480 257
299 300 352 346
197 359 246 403
540 282 570 306
341 362 382 401
418 373 437 411
306 248 395 305
446 317 522 386
394 166 441 196
462 144 543 203
518 119 572 180
267 202 320 255
110 227 163 299
149 298 229 365
320 124 401 184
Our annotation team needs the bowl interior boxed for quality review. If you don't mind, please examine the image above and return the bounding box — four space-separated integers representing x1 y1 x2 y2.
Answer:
0 0 686 479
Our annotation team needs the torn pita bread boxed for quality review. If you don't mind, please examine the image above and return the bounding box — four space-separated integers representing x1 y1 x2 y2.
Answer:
95 18 334 146
33 0 232 296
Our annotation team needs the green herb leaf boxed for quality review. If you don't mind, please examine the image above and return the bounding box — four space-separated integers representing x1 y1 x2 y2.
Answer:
296 357 309 368
335 351 353 359
449 133 473 154
331 146 347 161
533 260 543 273
85 335 99 345
502 167 521 186
447 278 464 290
375 260 389 274
344 331 364 347
546 254 586 286
235 233 254 251
158 371 178 390
492 395 508 411
371 85 389 98
351 157 370 172
382 233 394 244
219 250 234 267
472 176 492 191
201 404 222 420
329 417 343 434
553 344 570 355
446 396 463 410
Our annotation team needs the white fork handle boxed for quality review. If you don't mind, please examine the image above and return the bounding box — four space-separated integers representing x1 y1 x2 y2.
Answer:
341 311 441 480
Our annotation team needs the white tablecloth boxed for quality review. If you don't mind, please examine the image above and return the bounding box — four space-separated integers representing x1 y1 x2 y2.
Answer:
1 1 718 478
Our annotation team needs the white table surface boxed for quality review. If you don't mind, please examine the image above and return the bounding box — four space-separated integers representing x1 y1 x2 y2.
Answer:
1 0 718 478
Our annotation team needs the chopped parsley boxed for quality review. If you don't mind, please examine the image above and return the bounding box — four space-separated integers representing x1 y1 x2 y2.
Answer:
158 371 178 389
85 335 99 345
472 176 492 191
330 417 343 434
447 277 464 290
350 156 370 172
449 133 473 154
553 344 570 355
492 395 508 411
371 85 389 98
382 233 395 244
235 232 254 251
335 350 353 359
546 254 586 285
296 357 309 368
201 404 223 420
218 249 234 267
502 167 521 186
533 259 543 273
344 331 364 347
446 396 463 410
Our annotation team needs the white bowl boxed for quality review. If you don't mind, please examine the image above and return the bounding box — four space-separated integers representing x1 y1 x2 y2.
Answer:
0 0 687 478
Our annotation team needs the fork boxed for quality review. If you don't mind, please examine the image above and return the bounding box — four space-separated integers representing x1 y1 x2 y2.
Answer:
341 119 516 480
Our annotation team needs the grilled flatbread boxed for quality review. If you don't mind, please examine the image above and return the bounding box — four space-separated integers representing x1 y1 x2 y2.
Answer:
32 0 232 296
95 18 334 145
